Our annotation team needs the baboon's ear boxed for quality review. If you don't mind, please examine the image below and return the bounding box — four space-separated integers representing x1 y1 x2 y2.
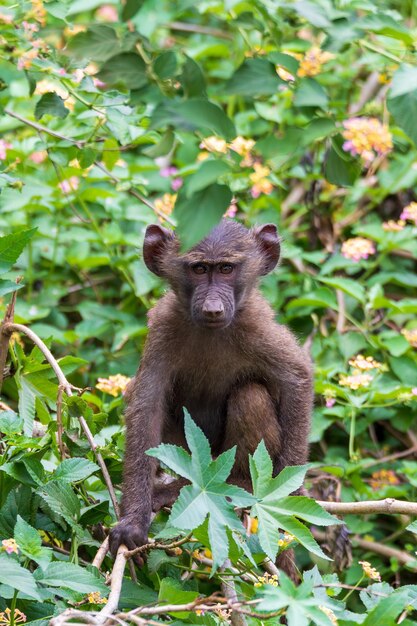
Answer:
143 224 176 276
253 224 280 275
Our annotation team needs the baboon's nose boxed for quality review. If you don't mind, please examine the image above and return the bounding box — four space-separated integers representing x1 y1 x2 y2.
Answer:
202 299 225 318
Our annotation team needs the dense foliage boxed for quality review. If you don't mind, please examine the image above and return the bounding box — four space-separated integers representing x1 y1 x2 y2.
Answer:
1 0 417 624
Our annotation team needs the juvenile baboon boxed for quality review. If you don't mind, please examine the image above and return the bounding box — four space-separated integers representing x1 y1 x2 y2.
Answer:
110 220 313 577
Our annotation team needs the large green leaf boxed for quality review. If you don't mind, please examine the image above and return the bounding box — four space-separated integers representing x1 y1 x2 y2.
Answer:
35 561 108 595
151 99 236 140
0 228 36 275
388 64 417 146
35 93 69 120
174 183 232 250
225 58 284 96
185 160 231 197
66 25 120 61
98 53 148 90
53 458 99 483
294 78 329 108
37 480 81 527
14 516 51 567
0 554 41 600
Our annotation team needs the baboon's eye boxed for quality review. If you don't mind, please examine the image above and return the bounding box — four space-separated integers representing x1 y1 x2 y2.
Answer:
219 264 233 275
192 263 208 275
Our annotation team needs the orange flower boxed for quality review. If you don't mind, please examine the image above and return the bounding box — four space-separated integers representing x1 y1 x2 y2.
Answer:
96 374 131 397
297 47 334 77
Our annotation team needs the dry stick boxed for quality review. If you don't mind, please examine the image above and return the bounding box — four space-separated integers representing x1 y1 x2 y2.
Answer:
318 497 417 516
125 532 193 559
362 444 417 470
0 289 18 390
93 537 110 570
56 384 67 460
96 545 129 623
4 109 174 226
1 321 120 518
335 289 346 333
221 559 248 626
167 21 234 39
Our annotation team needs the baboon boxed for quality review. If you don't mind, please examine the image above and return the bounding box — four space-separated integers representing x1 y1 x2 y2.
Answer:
109 220 313 577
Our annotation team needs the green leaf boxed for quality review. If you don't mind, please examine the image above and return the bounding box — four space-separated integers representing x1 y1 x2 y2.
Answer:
102 137 120 170
181 55 206 98
287 288 337 310
0 279 24 297
362 588 415 626
98 53 148 90
54 458 99 483
294 78 328 108
265 496 341 526
158 578 199 617
149 415 254 570
18 377 36 437
186 160 231 197
0 554 42 600
66 25 120 62
37 480 81 526
0 228 36 275
35 93 69 120
292 1 331 27
142 130 175 158
14 515 51 567
35 561 108 595
358 14 413 44
225 58 284 96
388 65 417 146
315 276 365 303
174 183 232 250
268 51 299 75
0 411 22 436
324 135 362 186
151 99 236 140
154 51 178 79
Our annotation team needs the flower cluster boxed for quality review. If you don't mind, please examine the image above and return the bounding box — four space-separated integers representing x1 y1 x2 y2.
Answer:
154 193 177 217
229 136 255 166
342 117 393 165
382 219 405 232
323 389 336 408
402 328 417 348
96 374 131 397
370 469 400 491
224 201 238 219
341 237 376 262
2 538 19 554
0 139 11 161
0 608 26 625
58 177 80 194
254 573 279 588
400 201 417 225
278 532 295 549
348 355 382 372
249 163 273 198
87 592 107 605
199 136 228 154
95 4 118 22
359 560 381 581
297 47 334 77
319 606 338 626
339 373 373 390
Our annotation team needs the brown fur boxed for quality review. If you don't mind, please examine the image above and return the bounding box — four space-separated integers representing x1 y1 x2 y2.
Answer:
109 220 313 581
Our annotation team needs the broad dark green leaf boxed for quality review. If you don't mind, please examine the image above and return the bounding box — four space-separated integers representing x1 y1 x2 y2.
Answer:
294 78 329 108
185 160 231 197
0 228 36 275
151 99 235 140
98 53 148 90
226 58 284 96
66 25 120 62
35 93 69 120
388 65 417 146
0 554 41 600
181 55 206 98
35 561 108 595
324 136 361 186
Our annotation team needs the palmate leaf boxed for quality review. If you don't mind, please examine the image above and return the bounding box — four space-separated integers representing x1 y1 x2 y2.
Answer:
249 442 341 562
147 414 255 570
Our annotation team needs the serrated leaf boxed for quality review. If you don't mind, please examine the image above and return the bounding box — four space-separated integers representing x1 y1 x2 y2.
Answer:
37 480 80 526
0 279 24 297
35 561 108 595
14 515 51 567
186 160 231 197
18 377 36 437
263 496 341 527
226 58 284 96
0 554 41 600
147 444 194 482
316 276 365 303
98 53 147 90
66 25 120 62
54 458 99 483
388 64 417 146
35 93 69 120
0 228 36 275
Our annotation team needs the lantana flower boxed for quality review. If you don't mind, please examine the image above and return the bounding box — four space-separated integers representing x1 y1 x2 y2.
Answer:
96 374 131 397
0 140 12 161
229 136 255 166
383 219 405 232
95 5 118 22
87 591 107 605
297 47 334 77
370 469 399 491
359 560 381 582
199 136 228 154
342 117 392 165
400 201 417 225
58 177 80 193
348 355 382 372
278 532 295 548
2 538 19 554
402 328 417 348
339 373 373 390
249 163 273 198
154 193 177 217
341 237 375 261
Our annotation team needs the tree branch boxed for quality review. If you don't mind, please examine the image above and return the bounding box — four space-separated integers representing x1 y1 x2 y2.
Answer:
319 497 417 516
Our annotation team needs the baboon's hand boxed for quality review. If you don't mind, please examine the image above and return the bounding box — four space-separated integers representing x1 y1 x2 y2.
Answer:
109 518 148 566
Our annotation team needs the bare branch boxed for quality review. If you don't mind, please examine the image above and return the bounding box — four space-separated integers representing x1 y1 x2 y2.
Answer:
93 537 110 570
0 288 18 391
319 497 417 516
96 545 129 623
221 559 247 626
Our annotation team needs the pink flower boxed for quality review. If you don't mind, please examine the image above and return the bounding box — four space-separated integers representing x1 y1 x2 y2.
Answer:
412 388 417 396
400 202 417 225
341 237 376 262
342 117 392 165
0 139 12 160
160 166 178 177
224 204 237 218
325 398 336 408
95 4 118 22
30 150 47 164
171 177 183 191
59 176 79 193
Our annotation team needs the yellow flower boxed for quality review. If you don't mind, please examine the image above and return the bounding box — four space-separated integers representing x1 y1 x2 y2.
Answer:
359 560 381 582
29 0 46 25
297 47 334 77
96 374 131 397
339 373 373 390
154 193 177 217
203 548 212 558
2 539 19 554
0 608 27 625
342 117 392 165
319 606 338 625
250 163 273 198
35 79 68 99
402 328 417 348
276 66 295 82
0 12 13 24
87 591 107 605
348 355 382 372
383 219 405 232
370 469 399 491
341 237 375 262
278 532 295 548
229 136 255 159
400 202 417 225
254 573 279 588
199 136 228 154
17 48 39 71
248 517 258 534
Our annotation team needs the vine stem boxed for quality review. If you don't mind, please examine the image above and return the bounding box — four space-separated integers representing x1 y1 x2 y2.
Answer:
0 321 120 518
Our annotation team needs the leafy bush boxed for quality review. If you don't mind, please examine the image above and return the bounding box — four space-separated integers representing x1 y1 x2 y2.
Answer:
1 0 417 624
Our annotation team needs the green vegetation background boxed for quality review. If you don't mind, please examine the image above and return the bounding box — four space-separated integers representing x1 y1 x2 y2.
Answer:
1 0 417 624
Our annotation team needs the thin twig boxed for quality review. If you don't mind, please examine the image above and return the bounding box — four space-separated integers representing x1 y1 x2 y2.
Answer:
125 532 193 559
56 384 67 460
93 537 110 570
318 497 417 516
335 289 346 333
0 288 18 391
1 321 120 517
221 559 247 626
